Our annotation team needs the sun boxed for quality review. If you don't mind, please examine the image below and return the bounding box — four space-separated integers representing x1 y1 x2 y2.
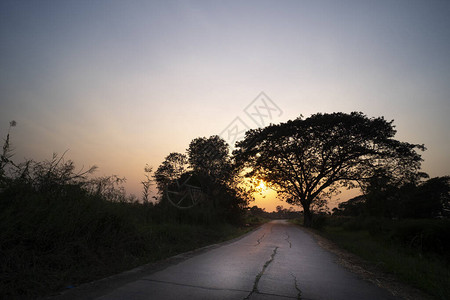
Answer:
256 180 267 191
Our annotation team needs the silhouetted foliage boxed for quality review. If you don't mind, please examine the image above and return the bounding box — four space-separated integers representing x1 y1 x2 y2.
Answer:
333 195 366 216
187 135 231 182
0 126 249 298
246 205 301 220
153 136 249 224
234 112 426 227
363 176 449 219
154 152 188 194
408 176 450 218
334 176 449 219
0 121 17 188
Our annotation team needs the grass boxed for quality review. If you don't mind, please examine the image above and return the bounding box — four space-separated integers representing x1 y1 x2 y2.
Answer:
308 217 450 300
0 187 257 299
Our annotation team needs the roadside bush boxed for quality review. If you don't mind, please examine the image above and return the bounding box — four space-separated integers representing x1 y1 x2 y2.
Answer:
0 184 246 298
311 214 327 229
322 215 450 262
0 123 251 298
324 216 351 227
389 219 450 259
0 188 149 298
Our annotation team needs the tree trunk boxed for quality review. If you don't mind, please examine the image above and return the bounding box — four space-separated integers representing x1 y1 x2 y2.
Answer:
303 205 313 227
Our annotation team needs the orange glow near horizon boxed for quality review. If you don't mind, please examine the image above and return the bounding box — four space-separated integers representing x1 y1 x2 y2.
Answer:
251 179 298 212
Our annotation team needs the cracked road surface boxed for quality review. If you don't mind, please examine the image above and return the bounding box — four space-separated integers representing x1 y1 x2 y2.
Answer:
92 220 399 299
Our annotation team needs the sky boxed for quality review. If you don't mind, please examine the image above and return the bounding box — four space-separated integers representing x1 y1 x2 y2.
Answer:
1 0 449 212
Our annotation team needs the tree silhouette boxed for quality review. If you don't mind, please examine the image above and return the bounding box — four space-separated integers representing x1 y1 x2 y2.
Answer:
154 152 188 194
1 121 17 183
414 176 450 218
187 135 231 182
234 112 426 227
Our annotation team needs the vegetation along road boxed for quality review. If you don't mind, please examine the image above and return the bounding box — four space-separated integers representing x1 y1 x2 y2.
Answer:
58 220 399 300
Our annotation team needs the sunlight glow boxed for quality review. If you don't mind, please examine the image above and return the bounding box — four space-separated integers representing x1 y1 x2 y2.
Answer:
256 180 267 192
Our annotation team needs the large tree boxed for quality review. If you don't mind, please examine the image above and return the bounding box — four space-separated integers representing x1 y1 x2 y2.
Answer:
234 112 426 226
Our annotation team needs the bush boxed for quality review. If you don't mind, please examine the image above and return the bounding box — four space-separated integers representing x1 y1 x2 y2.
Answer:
389 219 450 259
0 124 250 298
0 185 245 298
322 216 450 261
0 188 149 298
311 214 327 229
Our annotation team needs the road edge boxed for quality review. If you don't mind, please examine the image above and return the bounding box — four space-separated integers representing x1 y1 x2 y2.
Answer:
298 225 433 300
46 224 264 300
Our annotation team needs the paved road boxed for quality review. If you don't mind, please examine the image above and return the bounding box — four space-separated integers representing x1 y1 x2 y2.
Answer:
76 220 400 299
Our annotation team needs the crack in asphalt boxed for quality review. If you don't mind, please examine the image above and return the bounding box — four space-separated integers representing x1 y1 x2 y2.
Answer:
284 231 292 248
244 246 279 300
254 233 266 246
291 273 302 300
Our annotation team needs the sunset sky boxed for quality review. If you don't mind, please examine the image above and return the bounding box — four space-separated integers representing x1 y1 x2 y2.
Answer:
1 0 449 212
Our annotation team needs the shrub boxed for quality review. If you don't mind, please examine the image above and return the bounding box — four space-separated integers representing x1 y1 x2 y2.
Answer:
389 219 450 259
311 214 327 229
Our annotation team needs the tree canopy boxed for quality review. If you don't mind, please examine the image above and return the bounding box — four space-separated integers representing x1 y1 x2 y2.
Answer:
154 152 188 194
154 136 250 224
234 112 426 226
187 135 230 182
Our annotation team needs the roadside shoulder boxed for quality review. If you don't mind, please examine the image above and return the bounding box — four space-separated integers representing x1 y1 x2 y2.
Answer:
298 226 433 300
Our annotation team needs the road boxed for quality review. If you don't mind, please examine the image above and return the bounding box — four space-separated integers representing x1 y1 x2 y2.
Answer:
66 220 400 299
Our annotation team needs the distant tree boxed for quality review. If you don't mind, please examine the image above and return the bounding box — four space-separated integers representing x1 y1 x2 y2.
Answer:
363 172 403 218
401 176 450 218
249 205 266 215
153 139 249 224
154 152 188 195
339 175 450 219
420 176 450 217
234 112 426 227
333 195 366 216
187 135 231 182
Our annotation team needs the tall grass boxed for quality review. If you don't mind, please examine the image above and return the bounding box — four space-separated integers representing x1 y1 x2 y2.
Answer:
0 129 251 298
0 186 248 298
315 217 450 300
